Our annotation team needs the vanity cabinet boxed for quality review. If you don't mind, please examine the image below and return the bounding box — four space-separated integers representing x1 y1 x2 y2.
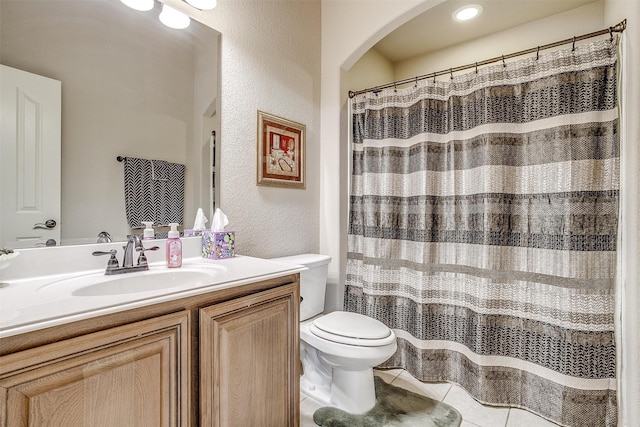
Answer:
0 275 300 426
0 311 190 426
200 284 299 427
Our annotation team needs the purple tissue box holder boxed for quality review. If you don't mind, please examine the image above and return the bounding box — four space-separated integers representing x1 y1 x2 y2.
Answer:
202 231 235 259
184 229 205 237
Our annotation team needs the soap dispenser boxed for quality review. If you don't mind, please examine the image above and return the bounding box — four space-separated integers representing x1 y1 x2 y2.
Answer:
142 221 155 240
166 223 182 268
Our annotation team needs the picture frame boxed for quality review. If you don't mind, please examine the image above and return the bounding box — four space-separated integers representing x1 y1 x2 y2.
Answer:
257 110 306 189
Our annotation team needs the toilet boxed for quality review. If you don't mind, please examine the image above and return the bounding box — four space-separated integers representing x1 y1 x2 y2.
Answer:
271 254 397 414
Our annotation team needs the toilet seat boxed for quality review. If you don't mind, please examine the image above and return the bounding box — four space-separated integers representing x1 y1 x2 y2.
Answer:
309 311 395 347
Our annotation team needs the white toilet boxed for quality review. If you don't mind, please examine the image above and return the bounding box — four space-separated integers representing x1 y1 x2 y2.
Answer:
271 254 397 414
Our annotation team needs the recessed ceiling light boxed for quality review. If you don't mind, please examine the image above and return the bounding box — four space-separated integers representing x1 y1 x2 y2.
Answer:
452 4 483 22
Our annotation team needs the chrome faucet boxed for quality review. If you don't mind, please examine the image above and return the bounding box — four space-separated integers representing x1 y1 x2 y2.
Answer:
97 231 112 243
92 235 159 275
122 234 143 267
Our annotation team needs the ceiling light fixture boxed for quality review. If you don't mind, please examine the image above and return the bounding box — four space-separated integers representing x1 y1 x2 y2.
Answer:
159 3 191 29
120 0 217 30
452 4 483 22
185 0 217 10
120 0 154 12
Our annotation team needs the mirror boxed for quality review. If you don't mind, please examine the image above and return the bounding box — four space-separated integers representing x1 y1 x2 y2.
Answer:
0 0 220 247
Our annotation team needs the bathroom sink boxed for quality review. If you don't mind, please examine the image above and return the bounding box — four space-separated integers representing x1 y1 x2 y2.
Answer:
38 266 225 297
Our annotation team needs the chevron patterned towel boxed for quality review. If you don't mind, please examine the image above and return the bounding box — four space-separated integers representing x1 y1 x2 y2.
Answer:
123 157 185 229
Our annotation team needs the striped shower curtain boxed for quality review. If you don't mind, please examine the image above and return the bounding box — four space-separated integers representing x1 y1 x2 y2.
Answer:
345 37 619 427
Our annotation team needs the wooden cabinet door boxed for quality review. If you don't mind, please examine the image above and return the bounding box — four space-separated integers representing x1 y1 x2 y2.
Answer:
0 311 190 427
200 283 299 427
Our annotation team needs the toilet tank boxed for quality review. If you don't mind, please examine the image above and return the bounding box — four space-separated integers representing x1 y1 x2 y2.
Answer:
271 254 331 321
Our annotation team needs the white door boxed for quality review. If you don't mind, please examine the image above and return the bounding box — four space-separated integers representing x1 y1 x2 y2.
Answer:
1 65 61 248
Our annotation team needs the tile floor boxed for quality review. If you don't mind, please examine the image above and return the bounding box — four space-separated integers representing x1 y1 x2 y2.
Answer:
300 368 559 427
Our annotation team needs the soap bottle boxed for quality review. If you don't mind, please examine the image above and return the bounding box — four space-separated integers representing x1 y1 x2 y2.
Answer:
142 221 155 240
166 223 182 268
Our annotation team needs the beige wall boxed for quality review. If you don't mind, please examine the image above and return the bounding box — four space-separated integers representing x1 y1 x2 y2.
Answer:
174 0 322 259
393 1 605 81
344 48 395 96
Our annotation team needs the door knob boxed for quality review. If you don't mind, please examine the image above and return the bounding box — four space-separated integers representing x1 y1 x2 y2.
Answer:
33 219 57 229
35 239 57 247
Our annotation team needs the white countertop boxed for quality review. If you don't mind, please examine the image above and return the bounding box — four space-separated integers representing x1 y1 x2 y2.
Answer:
0 255 304 339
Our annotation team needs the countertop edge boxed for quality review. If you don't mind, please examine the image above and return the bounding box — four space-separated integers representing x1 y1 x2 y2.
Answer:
0 261 305 340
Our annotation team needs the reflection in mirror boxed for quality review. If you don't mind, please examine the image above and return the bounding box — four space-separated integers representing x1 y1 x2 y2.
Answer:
0 0 220 248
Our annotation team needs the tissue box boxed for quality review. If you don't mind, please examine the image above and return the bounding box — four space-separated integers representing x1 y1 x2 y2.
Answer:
184 229 205 237
202 231 235 259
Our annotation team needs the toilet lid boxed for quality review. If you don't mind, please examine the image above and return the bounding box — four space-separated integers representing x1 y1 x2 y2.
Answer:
310 311 395 347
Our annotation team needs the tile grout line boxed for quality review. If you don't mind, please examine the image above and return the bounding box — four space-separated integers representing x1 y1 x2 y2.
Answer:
383 368 404 384
503 408 511 427
441 382 453 402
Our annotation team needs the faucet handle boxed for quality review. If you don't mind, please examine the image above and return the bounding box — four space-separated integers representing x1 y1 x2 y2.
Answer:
136 245 159 266
92 249 119 269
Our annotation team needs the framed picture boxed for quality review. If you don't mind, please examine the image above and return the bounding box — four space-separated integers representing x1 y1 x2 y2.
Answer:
257 111 305 189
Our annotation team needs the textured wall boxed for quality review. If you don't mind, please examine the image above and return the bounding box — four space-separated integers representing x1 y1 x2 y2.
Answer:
176 0 322 259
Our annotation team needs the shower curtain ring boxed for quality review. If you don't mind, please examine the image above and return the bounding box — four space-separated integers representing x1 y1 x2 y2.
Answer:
609 27 613 41
432 72 436 83
536 46 540 61
415 76 418 88
572 36 576 51
475 62 478 74
502 55 506 67
450 68 453 80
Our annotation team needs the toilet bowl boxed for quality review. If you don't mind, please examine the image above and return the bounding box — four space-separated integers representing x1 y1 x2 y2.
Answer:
270 254 397 414
300 311 397 413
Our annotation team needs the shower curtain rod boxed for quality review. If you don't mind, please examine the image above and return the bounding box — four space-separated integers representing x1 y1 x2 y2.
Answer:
348 19 627 98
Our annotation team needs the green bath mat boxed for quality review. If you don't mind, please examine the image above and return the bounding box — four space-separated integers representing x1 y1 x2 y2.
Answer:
313 376 462 427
